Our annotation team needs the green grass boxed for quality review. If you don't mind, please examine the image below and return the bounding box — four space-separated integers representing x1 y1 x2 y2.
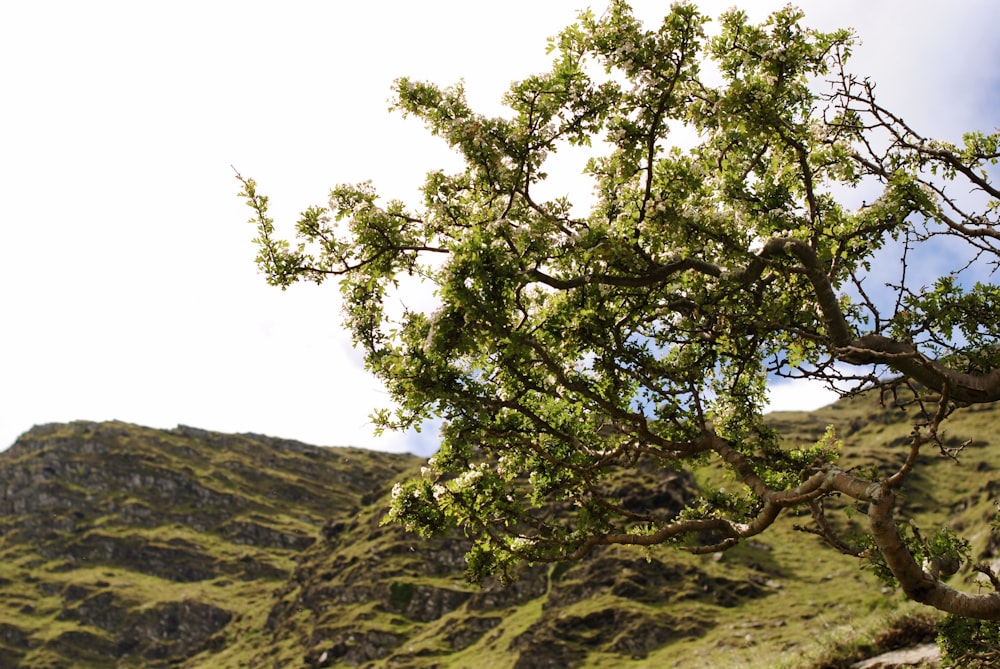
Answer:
4 397 1000 668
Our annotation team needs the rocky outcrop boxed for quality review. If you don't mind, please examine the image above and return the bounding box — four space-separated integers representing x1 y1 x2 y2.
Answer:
851 644 941 669
58 590 231 660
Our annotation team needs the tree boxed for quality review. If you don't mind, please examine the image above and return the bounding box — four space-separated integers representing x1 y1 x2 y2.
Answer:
238 2 1000 619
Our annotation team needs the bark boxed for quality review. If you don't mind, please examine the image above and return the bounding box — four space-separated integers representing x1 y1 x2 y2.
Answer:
764 236 1000 405
866 485 1000 620
840 335 1000 405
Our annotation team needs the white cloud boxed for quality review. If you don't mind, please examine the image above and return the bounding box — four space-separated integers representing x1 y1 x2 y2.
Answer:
765 378 841 414
1 2 997 452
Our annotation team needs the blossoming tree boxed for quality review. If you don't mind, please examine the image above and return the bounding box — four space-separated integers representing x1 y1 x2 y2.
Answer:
239 2 1000 619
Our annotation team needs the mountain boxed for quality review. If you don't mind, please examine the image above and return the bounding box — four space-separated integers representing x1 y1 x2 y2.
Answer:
0 422 419 668
1 394 998 668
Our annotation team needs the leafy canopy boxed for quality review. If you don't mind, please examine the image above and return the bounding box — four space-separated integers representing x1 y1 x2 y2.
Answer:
239 2 1000 619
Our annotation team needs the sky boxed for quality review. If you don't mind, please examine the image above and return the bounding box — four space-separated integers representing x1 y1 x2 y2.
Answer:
2 1 998 455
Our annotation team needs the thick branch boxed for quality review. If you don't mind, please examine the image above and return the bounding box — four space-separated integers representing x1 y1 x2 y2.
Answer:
563 517 741 561
745 238 1000 404
867 486 1000 620
840 335 1000 404
525 256 722 290
817 467 1000 620
564 435 843 560
736 237 854 345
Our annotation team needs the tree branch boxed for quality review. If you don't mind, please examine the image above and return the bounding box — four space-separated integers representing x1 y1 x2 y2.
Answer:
866 485 1000 620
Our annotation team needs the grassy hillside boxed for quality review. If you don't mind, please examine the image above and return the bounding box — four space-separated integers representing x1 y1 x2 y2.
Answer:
0 421 421 667
1 391 997 667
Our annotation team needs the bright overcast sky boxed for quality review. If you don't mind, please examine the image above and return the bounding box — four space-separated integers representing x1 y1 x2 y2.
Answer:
2 1 998 454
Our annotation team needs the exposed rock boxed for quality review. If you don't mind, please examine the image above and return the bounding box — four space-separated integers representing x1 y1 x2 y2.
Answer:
510 605 710 667
127 600 233 660
546 555 767 609
390 582 472 623
851 643 941 668
468 565 549 610
53 532 221 582
222 520 316 550
58 591 129 631
312 627 404 666
0 622 30 649
444 615 503 651
59 590 232 658
46 629 119 663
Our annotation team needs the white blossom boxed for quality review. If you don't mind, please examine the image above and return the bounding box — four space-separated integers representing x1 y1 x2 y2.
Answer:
509 537 536 552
